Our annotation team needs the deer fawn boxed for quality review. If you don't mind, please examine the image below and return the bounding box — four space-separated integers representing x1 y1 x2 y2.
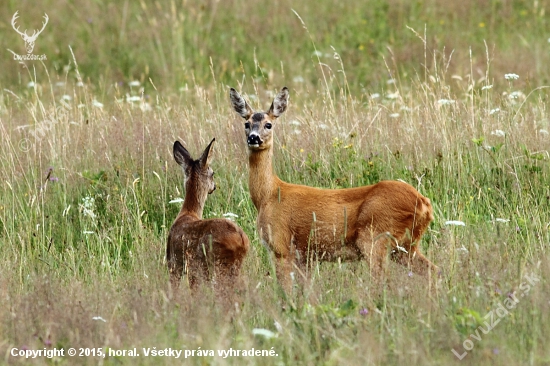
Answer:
230 87 439 292
166 138 249 298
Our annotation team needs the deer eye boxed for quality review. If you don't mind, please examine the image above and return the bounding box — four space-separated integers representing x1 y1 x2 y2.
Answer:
265 123 272 129
244 122 250 129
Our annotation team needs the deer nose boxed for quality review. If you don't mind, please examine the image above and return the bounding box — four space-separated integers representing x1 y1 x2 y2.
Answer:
247 134 262 146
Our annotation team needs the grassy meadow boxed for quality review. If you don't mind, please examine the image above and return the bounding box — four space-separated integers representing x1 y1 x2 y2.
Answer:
1 0 550 364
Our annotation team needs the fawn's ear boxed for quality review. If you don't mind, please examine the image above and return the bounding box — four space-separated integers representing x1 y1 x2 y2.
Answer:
267 87 289 118
173 141 194 169
199 138 215 168
230 88 253 120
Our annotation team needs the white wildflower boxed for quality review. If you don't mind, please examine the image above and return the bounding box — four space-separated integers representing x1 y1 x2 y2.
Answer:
61 94 72 101
504 73 519 80
319 124 329 130
92 100 103 108
389 113 400 118
140 102 152 112
437 99 455 105
508 91 524 99
491 129 506 137
445 220 466 226
489 108 500 115
293 76 305 83
92 316 107 322
76 81 84 87
312 50 323 57
128 80 141 87
481 85 493 90
27 81 35 88
223 212 239 218
82 231 94 235
386 92 399 99
289 120 301 126
495 218 510 223
370 93 380 99
252 328 277 339
126 95 141 102
387 78 396 85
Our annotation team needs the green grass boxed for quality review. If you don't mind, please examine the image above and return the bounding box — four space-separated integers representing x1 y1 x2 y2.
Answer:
1 0 550 365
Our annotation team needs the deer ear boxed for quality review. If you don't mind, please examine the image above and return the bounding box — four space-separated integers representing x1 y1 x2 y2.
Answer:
230 88 253 119
199 138 215 168
173 141 194 169
268 87 289 118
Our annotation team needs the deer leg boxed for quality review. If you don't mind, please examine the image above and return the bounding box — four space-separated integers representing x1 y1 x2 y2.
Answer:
356 230 390 282
274 253 294 295
391 246 440 277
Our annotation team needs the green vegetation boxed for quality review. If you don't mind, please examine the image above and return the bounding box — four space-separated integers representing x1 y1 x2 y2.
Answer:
0 0 549 364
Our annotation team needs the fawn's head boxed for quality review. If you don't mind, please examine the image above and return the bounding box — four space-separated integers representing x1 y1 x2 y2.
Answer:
173 138 216 202
230 87 289 151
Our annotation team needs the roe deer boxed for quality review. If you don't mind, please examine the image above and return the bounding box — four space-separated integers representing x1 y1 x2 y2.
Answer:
230 87 439 292
166 138 249 298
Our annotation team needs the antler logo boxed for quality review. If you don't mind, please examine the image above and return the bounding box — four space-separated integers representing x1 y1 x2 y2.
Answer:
11 11 49 54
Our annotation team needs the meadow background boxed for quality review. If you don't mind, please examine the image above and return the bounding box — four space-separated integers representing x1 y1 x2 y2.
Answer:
1 0 549 364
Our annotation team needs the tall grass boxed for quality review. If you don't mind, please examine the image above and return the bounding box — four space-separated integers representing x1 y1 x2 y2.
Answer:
1 0 550 365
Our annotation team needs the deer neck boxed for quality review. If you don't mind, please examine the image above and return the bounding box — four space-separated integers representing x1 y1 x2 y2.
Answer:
179 186 205 221
248 146 279 209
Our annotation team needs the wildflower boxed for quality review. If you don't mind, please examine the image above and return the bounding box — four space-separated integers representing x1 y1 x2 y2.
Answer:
312 50 323 57
82 231 94 235
92 316 107 322
408 271 413 277
92 100 103 108
223 212 239 220
370 93 380 99
489 108 500 115
61 94 72 101
389 113 400 118
359 308 369 316
495 218 510 223
126 95 141 102
27 81 35 88
387 78 396 85
319 124 328 130
491 129 506 137
508 91 524 99
128 80 141 87
445 220 466 226
252 328 277 339
504 73 519 80
481 85 493 90
293 76 305 83
386 92 399 99
76 81 84 87
437 99 455 105
290 120 301 126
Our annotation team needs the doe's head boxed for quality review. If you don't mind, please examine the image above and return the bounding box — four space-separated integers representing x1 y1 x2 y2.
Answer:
173 138 216 198
229 87 289 150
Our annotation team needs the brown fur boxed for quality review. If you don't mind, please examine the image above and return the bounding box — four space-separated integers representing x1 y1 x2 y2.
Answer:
230 87 439 292
166 138 249 299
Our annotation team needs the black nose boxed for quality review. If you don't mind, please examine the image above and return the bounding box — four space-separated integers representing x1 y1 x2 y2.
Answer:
247 134 261 145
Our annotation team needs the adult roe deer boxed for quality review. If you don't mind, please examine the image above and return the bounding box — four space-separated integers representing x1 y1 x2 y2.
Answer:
230 87 439 292
166 138 249 298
